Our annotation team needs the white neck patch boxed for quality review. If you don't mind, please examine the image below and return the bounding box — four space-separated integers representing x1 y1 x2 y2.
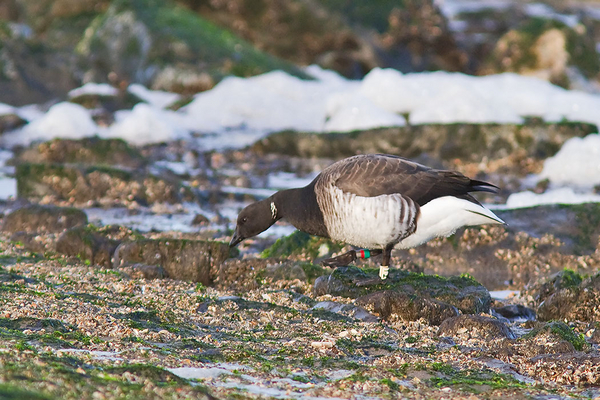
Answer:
270 202 277 220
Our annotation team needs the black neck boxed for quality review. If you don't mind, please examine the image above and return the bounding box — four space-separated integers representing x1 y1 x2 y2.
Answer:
272 182 328 238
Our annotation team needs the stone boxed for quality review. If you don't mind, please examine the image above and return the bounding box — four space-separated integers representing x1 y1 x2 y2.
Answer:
478 19 599 87
264 262 307 282
1 204 88 234
311 301 378 323
437 315 516 340
313 266 491 315
0 113 26 134
113 239 232 284
9 232 47 253
253 122 596 165
55 226 121 268
15 163 190 206
356 291 458 325
191 214 210 226
492 304 536 321
116 263 166 280
524 269 600 322
16 138 146 169
511 321 588 357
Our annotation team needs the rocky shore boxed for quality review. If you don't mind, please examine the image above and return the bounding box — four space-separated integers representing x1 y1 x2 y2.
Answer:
0 128 599 399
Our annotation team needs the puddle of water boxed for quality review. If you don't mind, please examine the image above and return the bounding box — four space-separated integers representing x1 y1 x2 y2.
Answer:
0 176 16 200
489 290 520 300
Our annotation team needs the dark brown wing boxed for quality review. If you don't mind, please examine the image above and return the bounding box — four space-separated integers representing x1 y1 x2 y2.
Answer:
325 154 498 206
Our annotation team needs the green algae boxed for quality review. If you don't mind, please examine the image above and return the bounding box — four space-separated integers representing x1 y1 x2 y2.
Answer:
322 266 491 314
522 321 588 352
260 230 344 260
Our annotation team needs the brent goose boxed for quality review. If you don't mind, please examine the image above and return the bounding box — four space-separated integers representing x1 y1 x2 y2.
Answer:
230 154 504 279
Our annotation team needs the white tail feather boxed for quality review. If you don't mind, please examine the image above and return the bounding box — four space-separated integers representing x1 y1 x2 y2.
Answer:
397 196 504 249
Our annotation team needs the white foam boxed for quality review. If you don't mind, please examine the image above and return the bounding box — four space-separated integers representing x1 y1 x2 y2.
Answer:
0 103 16 116
181 69 352 134
505 188 600 209
103 103 190 145
489 290 520 300
4 66 600 151
1 102 98 146
324 92 406 132
68 83 119 98
128 83 180 109
539 134 600 187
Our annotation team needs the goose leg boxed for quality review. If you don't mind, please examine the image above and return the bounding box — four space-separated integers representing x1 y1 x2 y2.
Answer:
321 250 356 268
379 244 394 280
321 249 383 268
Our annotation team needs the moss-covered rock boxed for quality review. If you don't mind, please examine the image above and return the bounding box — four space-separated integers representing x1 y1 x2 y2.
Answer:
0 112 26 133
356 290 459 325
113 238 234 284
1 204 87 234
253 122 597 163
524 270 600 323
479 18 600 87
216 258 326 291
16 163 190 205
116 262 166 279
314 266 491 316
438 315 516 339
55 225 121 268
75 0 305 92
260 230 344 260
16 138 146 169
521 321 588 353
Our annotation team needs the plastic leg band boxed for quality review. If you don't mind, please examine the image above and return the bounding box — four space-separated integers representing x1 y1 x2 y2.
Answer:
379 265 389 280
358 249 371 259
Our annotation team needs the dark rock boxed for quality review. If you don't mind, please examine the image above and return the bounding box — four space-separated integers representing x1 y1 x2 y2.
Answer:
191 214 210 226
216 258 325 291
265 262 307 282
16 138 146 169
438 315 516 339
9 232 47 253
55 226 121 268
253 122 596 164
312 301 378 323
526 269 584 305
356 291 458 325
16 163 191 205
313 266 491 315
492 304 536 321
0 113 26 133
382 0 468 73
216 258 271 291
113 239 232 284
1 204 88 234
478 18 600 87
524 270 600 322
116 263 166 280
513 321 588 357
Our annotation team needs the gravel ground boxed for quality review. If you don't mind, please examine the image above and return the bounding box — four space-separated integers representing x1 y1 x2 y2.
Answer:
1 232 599 400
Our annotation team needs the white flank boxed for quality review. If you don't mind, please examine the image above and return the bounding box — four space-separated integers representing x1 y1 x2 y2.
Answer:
320 187 417 248
397 196 505 249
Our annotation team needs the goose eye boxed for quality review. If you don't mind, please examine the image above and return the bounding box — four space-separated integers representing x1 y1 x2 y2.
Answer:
241 217 248 224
